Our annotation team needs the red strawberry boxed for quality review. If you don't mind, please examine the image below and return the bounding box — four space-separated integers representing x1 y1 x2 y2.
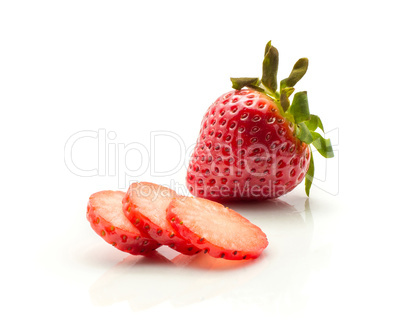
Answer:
87 191 160 255
167 196 268 260
187 41 334 200
122 182 201 255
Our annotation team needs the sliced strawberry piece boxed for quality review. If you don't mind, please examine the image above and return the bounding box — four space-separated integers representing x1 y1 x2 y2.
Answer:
123 182 200 255
166 197 268 260
87 190 160 255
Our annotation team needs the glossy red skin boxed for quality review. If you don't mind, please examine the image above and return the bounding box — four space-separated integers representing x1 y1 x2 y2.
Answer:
187 89 310 201
87 195 160 255
166 199 267 260
122 190 201 255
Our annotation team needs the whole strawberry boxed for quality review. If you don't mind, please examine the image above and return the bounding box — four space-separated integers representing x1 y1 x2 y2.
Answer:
187 41 333 200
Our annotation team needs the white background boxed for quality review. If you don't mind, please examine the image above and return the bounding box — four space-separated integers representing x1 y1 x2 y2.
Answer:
1 1 401 324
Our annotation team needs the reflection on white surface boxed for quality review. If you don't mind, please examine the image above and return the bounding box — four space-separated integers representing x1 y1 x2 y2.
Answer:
88 199 331 313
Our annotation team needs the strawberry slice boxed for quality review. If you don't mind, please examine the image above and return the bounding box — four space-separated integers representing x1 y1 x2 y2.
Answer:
123 182 200 255
87 190 160 255
166 197 268 260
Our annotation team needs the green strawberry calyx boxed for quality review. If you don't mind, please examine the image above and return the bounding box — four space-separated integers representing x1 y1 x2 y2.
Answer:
230 40 334 197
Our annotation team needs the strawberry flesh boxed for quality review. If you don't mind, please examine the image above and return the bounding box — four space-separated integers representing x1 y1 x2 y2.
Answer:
87 191 160 255
123 182 200 255
167 196 268 260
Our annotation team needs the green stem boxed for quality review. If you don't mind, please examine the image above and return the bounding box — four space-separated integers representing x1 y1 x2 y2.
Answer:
259 84 286 117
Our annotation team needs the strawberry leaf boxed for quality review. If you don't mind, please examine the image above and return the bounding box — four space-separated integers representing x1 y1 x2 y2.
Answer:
296 122 313 144
247 84 267 93
289 91 310 123
311 132 334 158
264 40 272 56
305 114 324 132
280 58 309 89
262 44 279 93
305 152 314 196
231 77 259 90
280 87 295 112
